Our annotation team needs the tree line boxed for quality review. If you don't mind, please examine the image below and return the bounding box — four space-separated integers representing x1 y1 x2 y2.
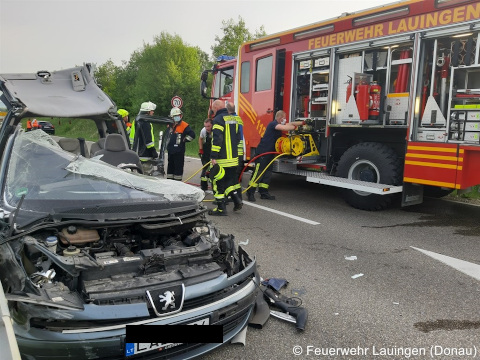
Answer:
95 17 266 136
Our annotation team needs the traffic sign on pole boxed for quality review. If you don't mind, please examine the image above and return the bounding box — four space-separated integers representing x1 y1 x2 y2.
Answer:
171 96 183 108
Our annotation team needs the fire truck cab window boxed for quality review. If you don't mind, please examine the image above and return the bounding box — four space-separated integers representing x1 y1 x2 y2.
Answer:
241 61 250 93
256 55 273 92
214 67 234 98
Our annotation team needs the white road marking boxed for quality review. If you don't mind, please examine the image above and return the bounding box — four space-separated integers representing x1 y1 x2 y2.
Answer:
244 201 320 225
186 157 318 224
411 246 480 281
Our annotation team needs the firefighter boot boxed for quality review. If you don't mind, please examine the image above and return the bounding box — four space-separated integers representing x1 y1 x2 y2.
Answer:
208 199 227 216
260 191 276 200
247 188 256 202
231 192 243 211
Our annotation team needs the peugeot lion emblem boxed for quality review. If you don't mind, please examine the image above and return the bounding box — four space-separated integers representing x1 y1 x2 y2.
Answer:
146 284 185 317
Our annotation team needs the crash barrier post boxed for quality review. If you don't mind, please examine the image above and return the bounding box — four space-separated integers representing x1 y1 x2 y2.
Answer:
0 280 21 360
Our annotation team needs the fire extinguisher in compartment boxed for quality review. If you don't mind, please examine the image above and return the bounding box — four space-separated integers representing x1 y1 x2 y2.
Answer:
346 76 353 102
369 81 381 120
356 81 370 121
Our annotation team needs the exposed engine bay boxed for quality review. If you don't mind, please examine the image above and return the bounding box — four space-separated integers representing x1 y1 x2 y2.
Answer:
3 218 250 310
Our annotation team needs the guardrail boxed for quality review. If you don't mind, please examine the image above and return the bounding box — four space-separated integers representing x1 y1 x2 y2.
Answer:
0 281 21 360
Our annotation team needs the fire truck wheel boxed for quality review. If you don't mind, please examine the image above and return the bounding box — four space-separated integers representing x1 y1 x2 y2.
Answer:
336 142 402 211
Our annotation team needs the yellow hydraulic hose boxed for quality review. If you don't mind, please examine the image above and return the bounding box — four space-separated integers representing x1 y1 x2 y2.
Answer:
181 161 215 202
182 153 288 202
182 161 211 183
241 153 287 194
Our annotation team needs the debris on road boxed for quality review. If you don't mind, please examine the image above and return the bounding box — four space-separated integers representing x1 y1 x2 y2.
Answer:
351 273 364 279
261 278 288 291
239 239 250 246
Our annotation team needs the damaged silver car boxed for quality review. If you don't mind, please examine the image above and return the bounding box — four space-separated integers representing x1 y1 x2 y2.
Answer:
0 64 266 359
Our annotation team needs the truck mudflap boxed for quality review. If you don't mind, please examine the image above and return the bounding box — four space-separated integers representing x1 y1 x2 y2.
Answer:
401 182 424 206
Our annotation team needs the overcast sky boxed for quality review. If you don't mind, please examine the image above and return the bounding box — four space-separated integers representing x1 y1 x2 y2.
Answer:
1 0 388 74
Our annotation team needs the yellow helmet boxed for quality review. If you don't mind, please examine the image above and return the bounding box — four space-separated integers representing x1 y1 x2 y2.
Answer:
117 109 129 118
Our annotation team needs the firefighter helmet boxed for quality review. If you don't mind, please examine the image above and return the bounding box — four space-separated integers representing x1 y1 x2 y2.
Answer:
117 109 129 118
170 107 182 117
140 101 156 112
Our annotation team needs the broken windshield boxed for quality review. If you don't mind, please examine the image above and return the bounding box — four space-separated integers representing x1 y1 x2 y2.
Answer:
4 130 204 213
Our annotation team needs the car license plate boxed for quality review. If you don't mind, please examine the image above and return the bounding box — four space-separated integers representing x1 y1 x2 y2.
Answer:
125 317 210 357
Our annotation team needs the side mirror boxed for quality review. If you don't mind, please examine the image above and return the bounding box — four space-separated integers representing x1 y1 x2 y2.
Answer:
200 70 217 100
200 81 208 98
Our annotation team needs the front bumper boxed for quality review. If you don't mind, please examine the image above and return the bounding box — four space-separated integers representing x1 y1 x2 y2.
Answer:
14 258 259 359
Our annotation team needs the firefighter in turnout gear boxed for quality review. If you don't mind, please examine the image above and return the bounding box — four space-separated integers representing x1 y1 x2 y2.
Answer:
198 118 213 191
166 107 195 181
226 102 244 203
209 100 243 216
117 109 132 135
130 101 158 175
247 110 305 201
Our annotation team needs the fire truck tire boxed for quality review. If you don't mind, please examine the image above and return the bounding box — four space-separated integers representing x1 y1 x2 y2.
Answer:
423 185 454 198
336 142 402 210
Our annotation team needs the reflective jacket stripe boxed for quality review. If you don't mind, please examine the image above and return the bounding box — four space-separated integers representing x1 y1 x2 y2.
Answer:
225 118 232 159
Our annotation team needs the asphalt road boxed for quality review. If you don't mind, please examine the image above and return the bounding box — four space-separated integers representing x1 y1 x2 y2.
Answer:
181 156 480 360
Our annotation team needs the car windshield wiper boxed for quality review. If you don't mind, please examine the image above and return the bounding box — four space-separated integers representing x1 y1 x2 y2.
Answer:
49 202 200 221
6 193 26 238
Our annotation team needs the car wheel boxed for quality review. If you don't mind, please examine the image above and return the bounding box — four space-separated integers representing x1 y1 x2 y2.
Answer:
336 142 402 210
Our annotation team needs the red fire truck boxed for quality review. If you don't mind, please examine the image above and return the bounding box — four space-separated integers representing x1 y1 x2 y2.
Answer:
201 0 480 210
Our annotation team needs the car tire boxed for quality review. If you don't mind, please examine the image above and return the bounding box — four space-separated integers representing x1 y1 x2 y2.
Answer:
336 142 402 211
